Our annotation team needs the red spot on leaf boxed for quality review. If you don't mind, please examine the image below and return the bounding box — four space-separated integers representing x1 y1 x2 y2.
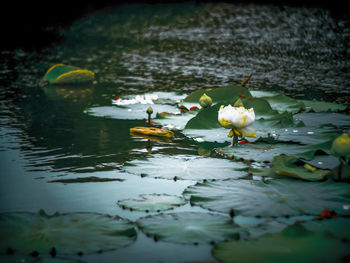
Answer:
114 96 120 100
240 94 245 98
317 209 338 220
248 97 253 100
239 141 250 145
190 106 198 110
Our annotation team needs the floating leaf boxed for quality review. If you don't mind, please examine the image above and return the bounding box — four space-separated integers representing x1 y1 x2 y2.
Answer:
0 211 137 255
303 218 350 240
213 223 350 263
48 176 124 184
183 85 251 103
183 179 350 217
137 212 247 244
123 154 248 180
86 104 180 120
254 93 305 114
251 155 329 181
301 99 347 113
42 64 94 85
154 111 197 130
118 194 186 212
0 255 83 263
130 127 174 139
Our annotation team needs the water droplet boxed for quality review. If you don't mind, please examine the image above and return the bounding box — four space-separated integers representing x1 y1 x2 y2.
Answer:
343 204 350 210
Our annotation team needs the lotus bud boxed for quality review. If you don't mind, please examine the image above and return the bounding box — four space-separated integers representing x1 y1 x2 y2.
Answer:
146 106 153 115
199 93 212 108
331 133 350 158
233 98 244 107
146 106 153 127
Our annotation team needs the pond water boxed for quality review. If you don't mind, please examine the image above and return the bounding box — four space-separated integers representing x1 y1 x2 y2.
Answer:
1 2 350 263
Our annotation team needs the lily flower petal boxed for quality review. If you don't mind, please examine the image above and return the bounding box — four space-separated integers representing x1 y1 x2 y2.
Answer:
237 127 257 138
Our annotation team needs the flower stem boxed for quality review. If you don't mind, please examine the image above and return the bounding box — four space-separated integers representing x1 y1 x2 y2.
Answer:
147 113 151 127
232 133 238 146
338 157 344 181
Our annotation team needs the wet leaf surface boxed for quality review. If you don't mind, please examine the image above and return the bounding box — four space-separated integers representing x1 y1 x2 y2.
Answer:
137 212 247 244
213 222 350 263
250 155 329 181
183 179 350 217
117 194 186 212
123 154 248 180
0 211 137 255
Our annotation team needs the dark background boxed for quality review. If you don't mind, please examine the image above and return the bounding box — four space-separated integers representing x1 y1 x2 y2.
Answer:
1 0 349 51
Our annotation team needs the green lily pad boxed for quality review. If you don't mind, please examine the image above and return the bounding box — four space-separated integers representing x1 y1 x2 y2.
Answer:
216 142 303 163
184 97 295 130
0 255 83 263
117 194 186 212
137 212 247 244
154 111 197 130
251 155 329 181
301 99 347 112
183 179 350 217
303 218 350 240
254 93 305 114
42 64 94 85
85 104 180 120
212 223 350 263
123 154 248 180
48 176 124 184
0 210 137 255
183 85 251 103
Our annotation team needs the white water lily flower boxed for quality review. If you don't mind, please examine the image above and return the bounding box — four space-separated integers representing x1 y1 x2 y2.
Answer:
112 94 158 105
218 105 256 138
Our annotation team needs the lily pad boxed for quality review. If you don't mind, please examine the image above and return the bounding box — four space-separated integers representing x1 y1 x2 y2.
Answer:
0 210 137 255
251 155 329 181
213 223 350 263
183 179 350 217
253 93 305 114
42 64 94 85
130 127 174 138
137 212 247 244
302 218 350 240
47 176 124 184
85 104 180 120
184 97 294 130
301 99 347 113
0 255 83 263
117 194 186 212
123 154 248 180
183 85 251 103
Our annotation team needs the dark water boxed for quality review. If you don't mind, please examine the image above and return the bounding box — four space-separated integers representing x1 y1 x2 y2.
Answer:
0 2 349 262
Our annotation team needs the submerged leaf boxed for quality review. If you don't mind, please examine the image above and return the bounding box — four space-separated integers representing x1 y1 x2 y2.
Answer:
137 212 247 244
0 211 137 255
183 179 350 217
